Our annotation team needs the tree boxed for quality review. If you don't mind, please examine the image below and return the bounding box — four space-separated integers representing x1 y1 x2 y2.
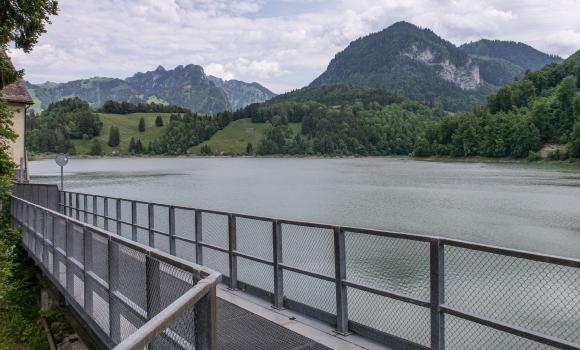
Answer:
135 139 143 153
138 117 146 132
155 115 164 127
89 139 103 156
200 144 212 155
107 126 120 147
0 0 58 196
128 137 136 153
0 0 58 53
570 121 580 157
246 142 253 154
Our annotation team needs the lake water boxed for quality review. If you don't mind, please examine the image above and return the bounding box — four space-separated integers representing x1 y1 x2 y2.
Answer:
29 157 580 259
28 157 580 348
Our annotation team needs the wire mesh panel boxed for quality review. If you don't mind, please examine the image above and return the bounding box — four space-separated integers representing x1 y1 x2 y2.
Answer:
87 278 111 335
157 261 199 312
68 224 84 266
120 200 132 224
136 203 149 228
345 232 431 300
348 287 431 347
111 242 148 314
201 212 228 248
153 205 170 234
70 264 85 306
175 208 195 241
284 270 336 314
175 240 196 262
445 314 559 350
202 247 229 277
281 224 334 277
88 231 110 283
238 257 274 293
445 246 580 346
236 217 274 292
107 199 118 233
149 304 197 350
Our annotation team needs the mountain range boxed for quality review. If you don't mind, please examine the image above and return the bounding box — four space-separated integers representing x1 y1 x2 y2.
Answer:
26 64 276 114
309 21 563 111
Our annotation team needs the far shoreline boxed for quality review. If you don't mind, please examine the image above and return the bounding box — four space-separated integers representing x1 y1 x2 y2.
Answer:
28 153 580 168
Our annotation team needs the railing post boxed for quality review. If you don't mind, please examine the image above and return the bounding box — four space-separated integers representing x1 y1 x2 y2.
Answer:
65 220 74 292
92 196 97 226
334 226 349 335
41 210 48 267
76 194 80 220
83 195 88 223
145 254 161 318
228 214 237 290
148 204 155 248
195 210 203 265
116 199 122 236
68 192 73 216
108 238 120 342
430 239 445 350
194 284 217 350
52 215 58 275
103 198 109 231
131 201 138 241
83 227 93 315
169 206 176 255
272 220 284 309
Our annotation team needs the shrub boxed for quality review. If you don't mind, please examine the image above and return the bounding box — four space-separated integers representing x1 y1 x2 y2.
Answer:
526 151 542 162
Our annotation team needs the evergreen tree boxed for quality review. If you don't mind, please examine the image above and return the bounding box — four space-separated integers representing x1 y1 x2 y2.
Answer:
107 126 120 147
128 137 136 153
138 117 146 132
135 139 143 153
200 144 212 155
89 139 103 156
155 115 164 127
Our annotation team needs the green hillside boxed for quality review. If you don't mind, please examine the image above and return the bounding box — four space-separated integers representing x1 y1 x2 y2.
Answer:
189 118 301 155
72 113 174 155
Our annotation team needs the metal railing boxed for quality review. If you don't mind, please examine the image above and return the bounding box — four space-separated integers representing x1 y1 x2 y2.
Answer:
17 184 580 350
11 194 221 350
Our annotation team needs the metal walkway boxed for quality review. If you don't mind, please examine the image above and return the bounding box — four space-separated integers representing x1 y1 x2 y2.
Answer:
217 299 330 350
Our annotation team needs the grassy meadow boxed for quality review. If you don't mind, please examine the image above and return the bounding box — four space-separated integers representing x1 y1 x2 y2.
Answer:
72 113 173 155
189 118 302 155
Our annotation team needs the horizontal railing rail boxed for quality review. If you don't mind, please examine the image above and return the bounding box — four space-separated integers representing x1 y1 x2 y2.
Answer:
17 185 580 350
11 194 221 350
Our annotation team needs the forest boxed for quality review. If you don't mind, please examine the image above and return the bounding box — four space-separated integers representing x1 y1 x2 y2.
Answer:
414 57 580 159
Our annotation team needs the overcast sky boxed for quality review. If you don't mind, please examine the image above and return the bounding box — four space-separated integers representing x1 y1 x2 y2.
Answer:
8 0 580 93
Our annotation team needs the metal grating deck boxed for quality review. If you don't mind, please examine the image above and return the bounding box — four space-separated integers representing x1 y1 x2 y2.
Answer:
217 299 331 350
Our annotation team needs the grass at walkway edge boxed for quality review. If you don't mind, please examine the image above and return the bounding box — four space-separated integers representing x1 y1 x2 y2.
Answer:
0 207 47 349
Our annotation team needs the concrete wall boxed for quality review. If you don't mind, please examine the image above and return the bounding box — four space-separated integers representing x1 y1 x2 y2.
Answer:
8 102 26 167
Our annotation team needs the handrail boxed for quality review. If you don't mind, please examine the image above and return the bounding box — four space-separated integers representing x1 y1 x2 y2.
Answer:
114 274 220 350
11 194 221 350
59 189 580 267
15 184 580 350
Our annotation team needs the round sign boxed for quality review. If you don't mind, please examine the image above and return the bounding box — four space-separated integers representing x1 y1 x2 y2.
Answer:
55 154 69 167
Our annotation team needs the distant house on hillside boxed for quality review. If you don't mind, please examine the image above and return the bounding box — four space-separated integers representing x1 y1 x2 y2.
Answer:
0 52 34 180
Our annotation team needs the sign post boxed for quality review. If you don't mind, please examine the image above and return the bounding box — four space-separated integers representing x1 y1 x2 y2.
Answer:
55 154 69 190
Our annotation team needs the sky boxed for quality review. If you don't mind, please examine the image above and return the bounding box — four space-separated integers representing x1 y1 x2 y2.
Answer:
8 0 580 93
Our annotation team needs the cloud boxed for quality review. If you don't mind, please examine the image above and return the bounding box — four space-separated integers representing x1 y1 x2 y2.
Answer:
8 0 580 93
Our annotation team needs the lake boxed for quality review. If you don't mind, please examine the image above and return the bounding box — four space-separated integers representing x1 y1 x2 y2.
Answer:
28 157 580 347
30 157 580 259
